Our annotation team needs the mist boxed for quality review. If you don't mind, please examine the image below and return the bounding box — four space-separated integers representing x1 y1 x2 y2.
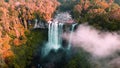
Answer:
63 24 120 58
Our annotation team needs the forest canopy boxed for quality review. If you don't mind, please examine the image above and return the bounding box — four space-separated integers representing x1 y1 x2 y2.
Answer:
0 0 60 68
0 0 120 68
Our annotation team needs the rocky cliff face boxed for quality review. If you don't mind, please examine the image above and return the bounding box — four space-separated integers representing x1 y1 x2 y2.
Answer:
0 0 60 66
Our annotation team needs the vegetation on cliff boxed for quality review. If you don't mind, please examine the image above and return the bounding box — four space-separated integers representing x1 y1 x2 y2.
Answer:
72 0 120 31
9 29 47 68
0 0 59 68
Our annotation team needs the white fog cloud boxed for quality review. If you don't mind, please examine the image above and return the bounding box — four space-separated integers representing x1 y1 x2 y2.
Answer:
63 24 120 58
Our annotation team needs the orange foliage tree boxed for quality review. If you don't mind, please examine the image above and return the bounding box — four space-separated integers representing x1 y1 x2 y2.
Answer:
0 0 60 67
73 0 120 20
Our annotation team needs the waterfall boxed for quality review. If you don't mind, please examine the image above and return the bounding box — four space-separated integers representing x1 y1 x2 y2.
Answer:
34 19 46 28
67 23 77 49
34 19 38 28
42 12 75 57
42 21 64 57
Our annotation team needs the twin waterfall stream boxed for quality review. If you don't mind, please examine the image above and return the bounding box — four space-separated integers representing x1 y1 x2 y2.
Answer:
41 12 77 57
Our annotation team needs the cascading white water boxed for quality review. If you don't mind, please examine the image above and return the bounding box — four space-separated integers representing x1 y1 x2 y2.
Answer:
42 20 64 57
49 21 63 50
34 19 38 28
67 23 77 49
34 19 46 28
42 12 75 57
